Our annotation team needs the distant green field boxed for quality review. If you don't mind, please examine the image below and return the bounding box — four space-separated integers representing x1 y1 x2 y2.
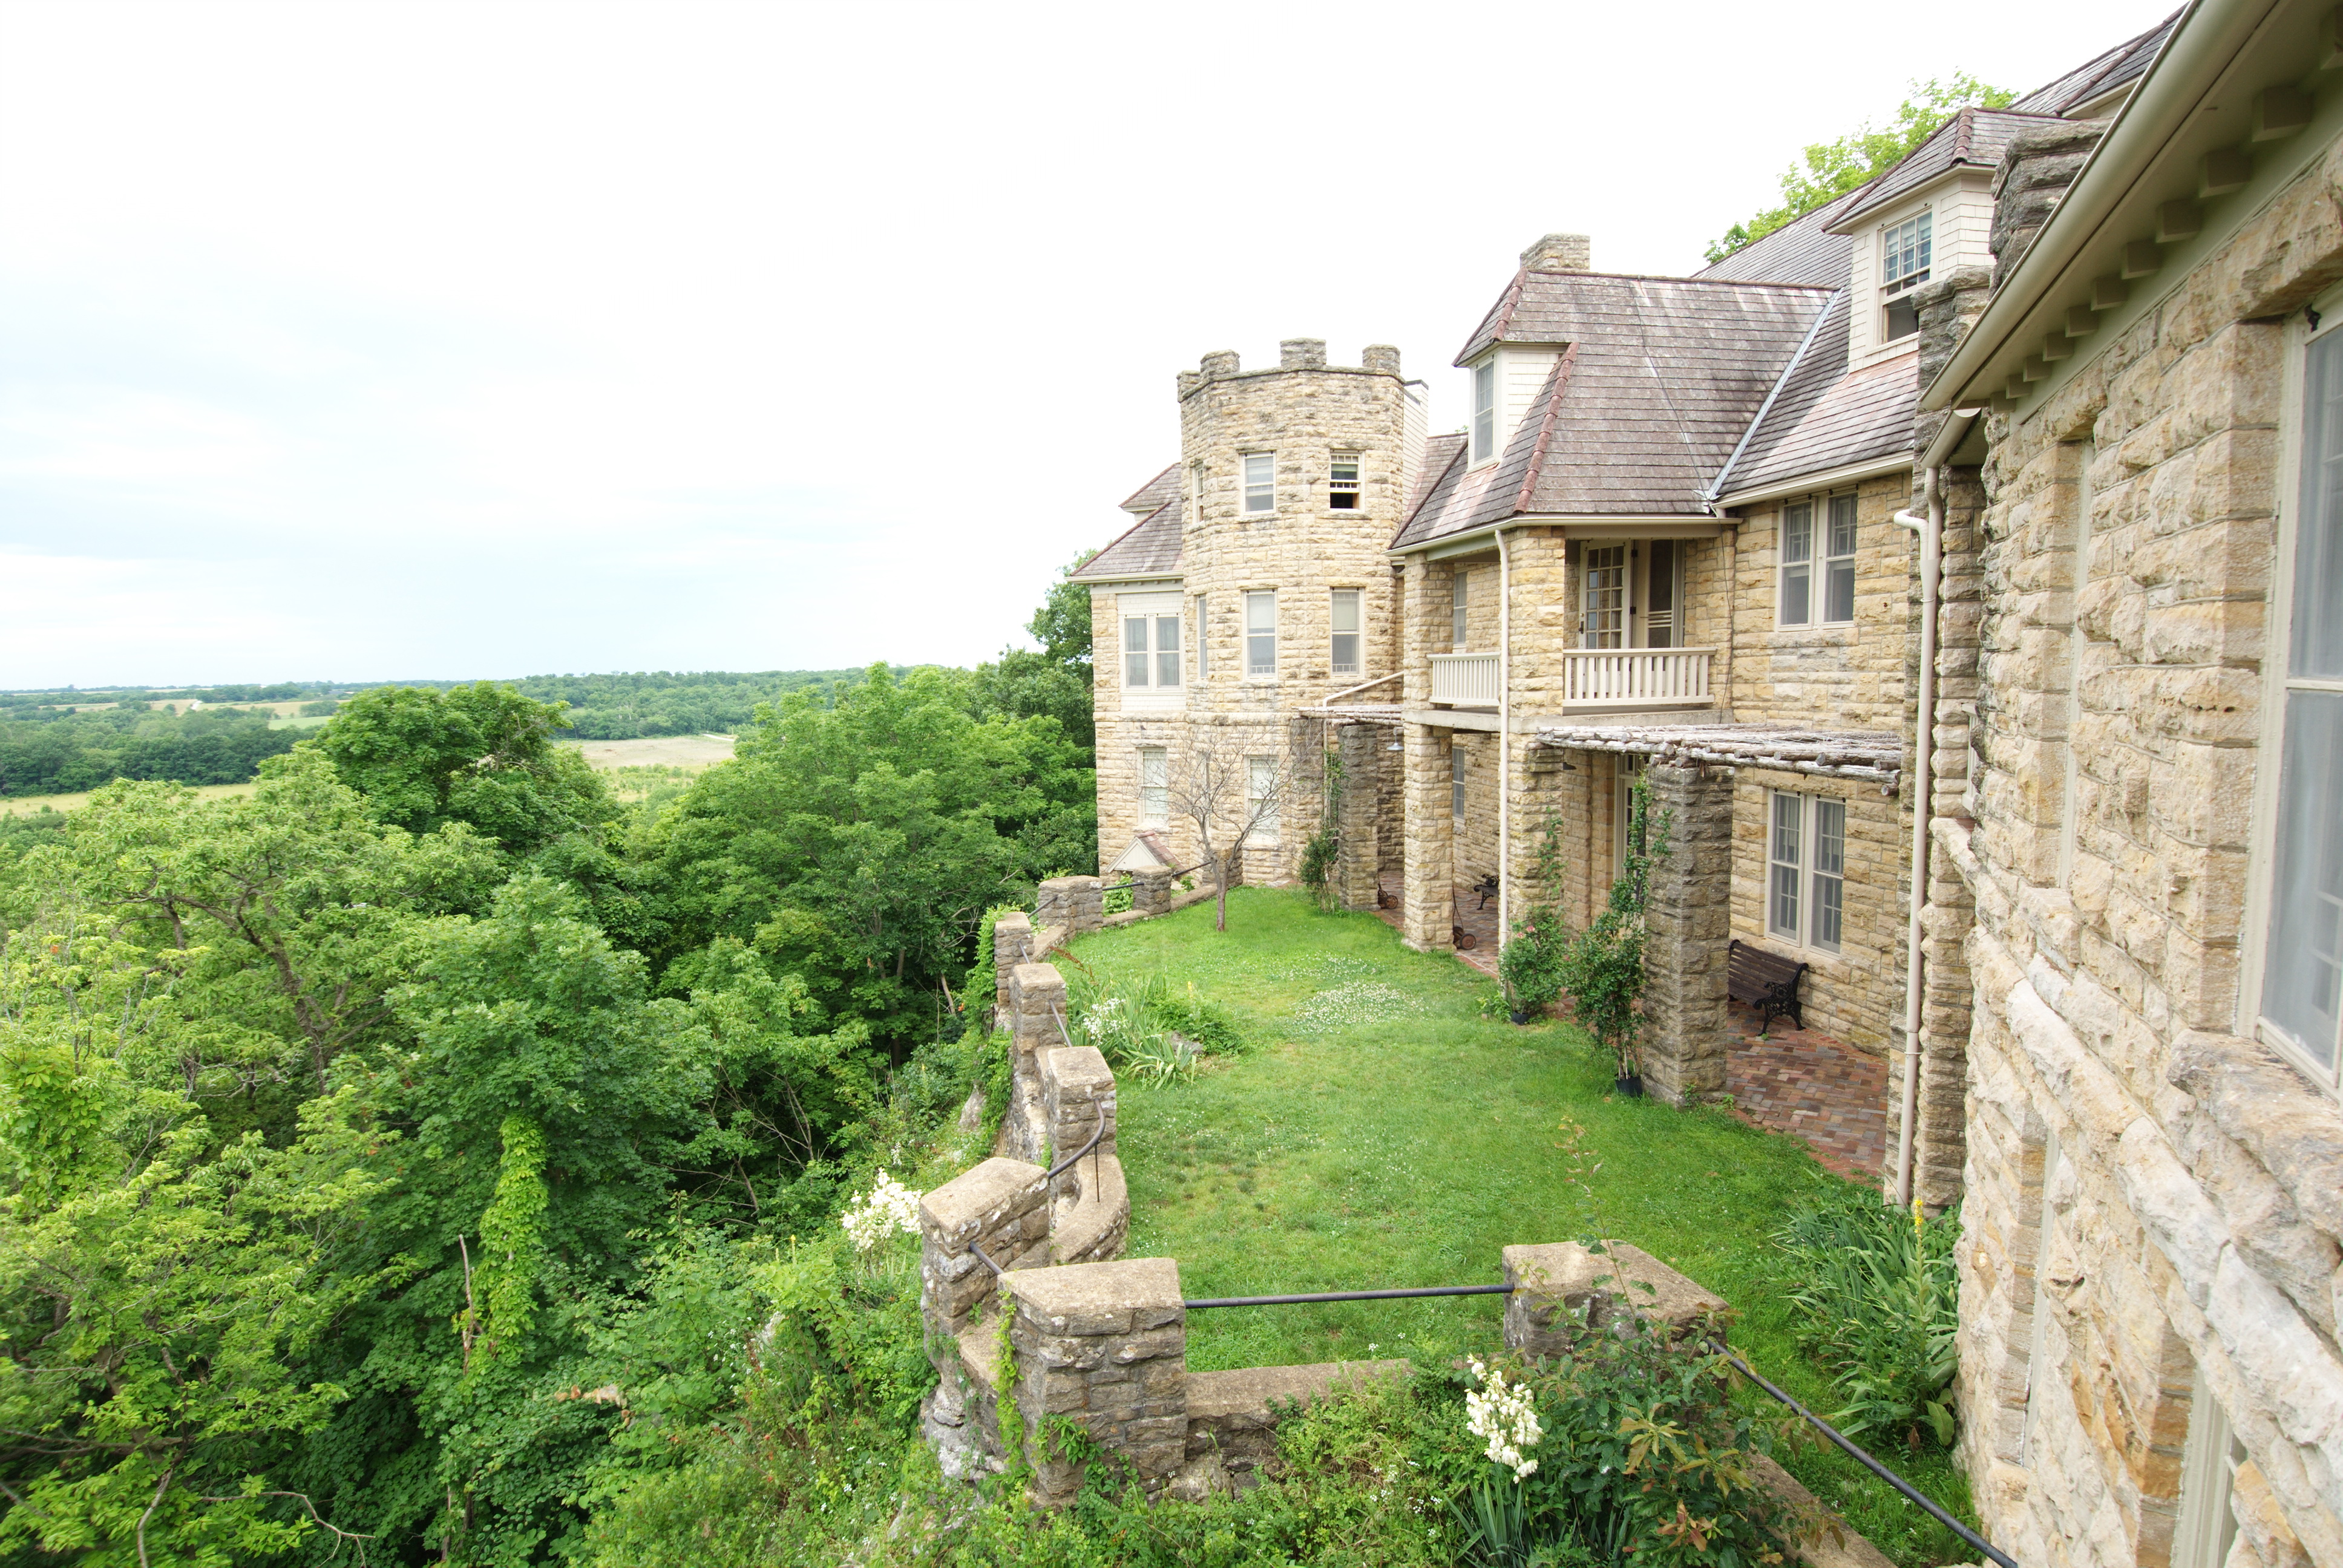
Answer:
0 781 257 816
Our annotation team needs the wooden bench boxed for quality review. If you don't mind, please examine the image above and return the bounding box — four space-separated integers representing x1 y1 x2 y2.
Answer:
1728 939 1807 1032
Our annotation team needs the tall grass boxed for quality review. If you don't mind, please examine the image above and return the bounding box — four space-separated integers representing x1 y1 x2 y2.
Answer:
1774 1193 1961 1451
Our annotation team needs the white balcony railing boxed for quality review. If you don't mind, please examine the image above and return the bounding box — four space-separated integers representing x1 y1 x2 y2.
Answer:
1429 652 1501 705
1561 647 1715 707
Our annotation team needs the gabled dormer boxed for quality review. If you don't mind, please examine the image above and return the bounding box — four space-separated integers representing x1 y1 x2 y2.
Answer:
1829 108 2069 366
1454 234 1591 470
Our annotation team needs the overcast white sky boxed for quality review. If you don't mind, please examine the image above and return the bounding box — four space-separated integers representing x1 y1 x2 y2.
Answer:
1 0 2166 688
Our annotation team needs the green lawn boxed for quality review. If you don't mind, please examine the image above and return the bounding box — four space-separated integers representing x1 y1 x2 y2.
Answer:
1061 887 1977 1567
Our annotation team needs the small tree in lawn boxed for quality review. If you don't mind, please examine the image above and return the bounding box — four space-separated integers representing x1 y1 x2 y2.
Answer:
1555 770 1673 1085
1165 727 1303 933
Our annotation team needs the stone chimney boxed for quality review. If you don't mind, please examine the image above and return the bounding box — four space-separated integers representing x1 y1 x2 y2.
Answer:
1362 344 1403 376
1521 233 1592 273
1990 124 2104 289
1279 338 1328 370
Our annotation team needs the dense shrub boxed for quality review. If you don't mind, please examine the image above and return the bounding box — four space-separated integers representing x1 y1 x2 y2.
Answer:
1774 1192 1961 1450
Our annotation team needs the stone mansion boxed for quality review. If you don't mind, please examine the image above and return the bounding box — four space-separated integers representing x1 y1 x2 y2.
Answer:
1072 4 2343 1567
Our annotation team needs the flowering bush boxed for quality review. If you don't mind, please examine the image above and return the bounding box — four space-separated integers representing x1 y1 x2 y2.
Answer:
837 1171 921 1253
1464 1357 1544 1480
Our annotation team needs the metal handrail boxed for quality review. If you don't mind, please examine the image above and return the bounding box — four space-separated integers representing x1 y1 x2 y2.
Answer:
1187 1284 1511 1308
1046 1107 1107 1182
1723 1351 2016 1568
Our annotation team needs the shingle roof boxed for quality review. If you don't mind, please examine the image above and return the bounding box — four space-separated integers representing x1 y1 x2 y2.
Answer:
2008 10 2180 115
1116 463 1181 517
1712 290 1919 498
1694 189 1865 287
1395 273 1831 549
1406 433 1469 520
1833 106 2072 229
1072 500 1181 581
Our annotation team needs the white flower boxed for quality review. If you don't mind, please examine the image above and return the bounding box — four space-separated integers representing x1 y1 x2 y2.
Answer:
840 1170 922 1252
1464 1363 1544 1481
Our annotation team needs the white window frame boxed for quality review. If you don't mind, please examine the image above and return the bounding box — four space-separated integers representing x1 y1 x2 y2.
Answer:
2242 294 2343 1094
1244 589 1277 680
1881 209 1933 343
1242 451 1276 514
1450 568 1469 650
2172 1368 2243 1568
1193 594 1210 682
1328 452 1362 510
1121 604 1182 690
1778 495 1858 627
1138 746 1168 829
1450 746 1466 820
1329 588 1362 676
1190 461 1205 525
1470 359 1497 465
1246 755 1280 844
1766 789 1845 953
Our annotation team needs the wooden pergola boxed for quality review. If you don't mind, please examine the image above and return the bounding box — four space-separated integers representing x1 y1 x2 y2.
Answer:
1530 722 1905 792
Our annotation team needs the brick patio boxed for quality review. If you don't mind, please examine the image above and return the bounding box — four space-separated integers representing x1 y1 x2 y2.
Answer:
1724 1004 1889 1184
1373 869 1501 976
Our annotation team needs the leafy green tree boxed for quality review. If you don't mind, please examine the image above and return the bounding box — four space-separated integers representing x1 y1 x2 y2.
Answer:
0 916 392 1566
1705 75 2014 263
312 682 615 855
651 665 1087 1044
969 549 1097 753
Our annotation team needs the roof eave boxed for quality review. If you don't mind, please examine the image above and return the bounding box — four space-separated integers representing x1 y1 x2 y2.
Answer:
1922 0 2260 412
1714 452 1915 511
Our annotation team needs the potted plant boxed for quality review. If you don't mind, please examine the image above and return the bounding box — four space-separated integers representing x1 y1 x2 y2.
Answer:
1555 774 1672 1093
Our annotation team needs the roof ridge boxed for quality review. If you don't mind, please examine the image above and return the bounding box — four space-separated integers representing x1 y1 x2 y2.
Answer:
1114 461 1179 514
1513 347 1580 515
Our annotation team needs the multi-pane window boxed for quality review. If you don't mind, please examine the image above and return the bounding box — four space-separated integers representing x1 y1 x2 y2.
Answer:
1138 747 1168 829
1582 544 1626 647
1245 590 1277 678
1882 211 1932 341
1247 756 1280 843
2259 322 2343 1087
1881 211 1932 292
1193 595 1210 681
1190 462 1205 524
1330 589 1362 676
1780 495 1857 626
1242 452 1276 514
1328 454 1361 509
1472 361 1496 463
1451 748 1466 820
1768 791 1845 951
1450 570 1469 649
1122 608 1182 688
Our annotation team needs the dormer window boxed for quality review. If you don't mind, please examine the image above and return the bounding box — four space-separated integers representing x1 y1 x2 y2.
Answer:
1471 361 1496 463
1242 452 1275 514
1328 454 1361 509
1881 211 1932 342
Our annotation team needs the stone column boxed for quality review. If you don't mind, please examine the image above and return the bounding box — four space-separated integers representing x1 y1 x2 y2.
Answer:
1002 963 1067 1163
917 1157 1052 1477
992 913 1033 1023
1336 722 1383 912
1639 762 1732 1105
1130 869 1172 916
1003 1257 1187 1505
1400 724 1453 951
1040 1044 1116 1188
1037 877 1104 935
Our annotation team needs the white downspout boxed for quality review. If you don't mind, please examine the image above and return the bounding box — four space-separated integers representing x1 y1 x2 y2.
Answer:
1496 527 1513 950
1890 469 1943 1209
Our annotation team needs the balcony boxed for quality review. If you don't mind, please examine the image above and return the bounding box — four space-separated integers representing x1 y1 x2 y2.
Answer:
1560 646 1715 708
1429 652 1500 705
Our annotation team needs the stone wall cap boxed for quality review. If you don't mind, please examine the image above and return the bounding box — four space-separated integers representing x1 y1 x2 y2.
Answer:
1184 1360 1409 1423
1011 961 1067 988
994 911 1033 932
1041 1045 1115 1092
1037 875 1101 891
921 1157 1046 1233
1004 1255 1182 1318
1503 1240 1731 1324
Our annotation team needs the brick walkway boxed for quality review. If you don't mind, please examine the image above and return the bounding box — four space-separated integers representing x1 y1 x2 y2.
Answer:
1373 871 1501 976
1725 1004 1889 1183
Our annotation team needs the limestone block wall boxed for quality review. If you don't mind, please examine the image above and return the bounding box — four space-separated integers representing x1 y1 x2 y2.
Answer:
1642 762 1734 1105
1006 1258 1189 1504
1727 771 1907 1053
1728 472 1918 733
1948 129 2343 1568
